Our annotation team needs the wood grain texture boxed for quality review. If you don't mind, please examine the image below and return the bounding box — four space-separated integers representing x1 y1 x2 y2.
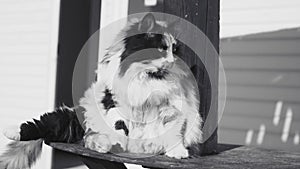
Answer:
50 142 300 169
82 157 127 169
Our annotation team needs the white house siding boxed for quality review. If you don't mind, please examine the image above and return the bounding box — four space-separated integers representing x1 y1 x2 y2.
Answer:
0 0 60 168
219 28 300 152
221 0 300 38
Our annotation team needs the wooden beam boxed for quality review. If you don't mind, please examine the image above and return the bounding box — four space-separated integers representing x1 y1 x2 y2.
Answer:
50 142 300 169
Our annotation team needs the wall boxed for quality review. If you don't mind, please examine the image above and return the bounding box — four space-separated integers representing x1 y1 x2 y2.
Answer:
221 0 300 37
0 0 60 168
220 27 300 151
219 0 300 151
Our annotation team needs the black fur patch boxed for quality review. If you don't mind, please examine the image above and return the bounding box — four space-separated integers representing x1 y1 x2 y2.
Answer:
147 68 169 80
20 106 84 144
180 119 187 137
118 18 172 77
114 120 129 136
101 89 117 110
20 121 42 141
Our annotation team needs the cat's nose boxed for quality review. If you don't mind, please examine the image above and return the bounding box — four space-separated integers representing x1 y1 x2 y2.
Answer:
162 60 174 69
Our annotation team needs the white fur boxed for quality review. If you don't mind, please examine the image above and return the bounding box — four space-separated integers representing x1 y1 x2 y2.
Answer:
0 139 43 169
80 82 128 151
82 57 202 158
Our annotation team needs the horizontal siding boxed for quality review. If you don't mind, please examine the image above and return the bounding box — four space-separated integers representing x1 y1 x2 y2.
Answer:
219 115 299 135
224 70 300 87
221 39 300 56
0 0 52 117
218 128 246 145
224 99 300 120
223 28 300 40
227 86 300 103
0 44 49 53
222 55 300 71
221 0 300 37
0 0 60 168
219 128 300 152
220 27 300 151
0 2 59 169
0 76 48 87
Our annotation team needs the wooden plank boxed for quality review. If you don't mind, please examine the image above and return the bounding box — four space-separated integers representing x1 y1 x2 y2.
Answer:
220 39 300 56
224 70 300 87
227 86 300 103
50 142 300 169
82 157 127 169
222 55 300 71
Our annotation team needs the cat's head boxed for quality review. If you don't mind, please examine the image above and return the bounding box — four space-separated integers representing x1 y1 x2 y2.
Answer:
118 13 182 80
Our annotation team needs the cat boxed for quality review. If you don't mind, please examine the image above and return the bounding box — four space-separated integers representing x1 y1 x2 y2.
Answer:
0 13 203 169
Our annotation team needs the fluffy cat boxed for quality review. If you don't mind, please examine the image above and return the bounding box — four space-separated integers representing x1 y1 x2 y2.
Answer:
0 13 203 169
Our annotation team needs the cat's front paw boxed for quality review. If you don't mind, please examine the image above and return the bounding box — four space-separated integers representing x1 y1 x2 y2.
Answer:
84 133 112 153
165 145 189 159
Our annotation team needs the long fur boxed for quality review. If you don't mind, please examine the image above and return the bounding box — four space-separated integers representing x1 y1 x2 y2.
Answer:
0 106 84 169
0 139 43 169
83 13 203 158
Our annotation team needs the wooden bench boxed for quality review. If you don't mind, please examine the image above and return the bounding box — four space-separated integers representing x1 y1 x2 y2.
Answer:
49 142 300 169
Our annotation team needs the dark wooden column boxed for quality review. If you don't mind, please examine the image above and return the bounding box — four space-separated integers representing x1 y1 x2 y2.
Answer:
55 0 101 107
53 0 102 168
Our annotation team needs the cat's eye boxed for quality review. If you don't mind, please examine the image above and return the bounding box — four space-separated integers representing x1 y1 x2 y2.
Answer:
158 45 168 52
162 45 168 50
172 44 179 53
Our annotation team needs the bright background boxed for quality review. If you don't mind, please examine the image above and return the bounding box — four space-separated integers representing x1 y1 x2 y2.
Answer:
0 0 299 169
0 0 59 169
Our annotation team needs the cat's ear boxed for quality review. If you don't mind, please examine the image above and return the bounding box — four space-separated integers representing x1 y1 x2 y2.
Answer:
168 18 184 38
138 13 156 32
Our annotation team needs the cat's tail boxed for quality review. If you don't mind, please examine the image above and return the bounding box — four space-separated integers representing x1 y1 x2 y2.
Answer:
0 106 84 169
0 139 43 169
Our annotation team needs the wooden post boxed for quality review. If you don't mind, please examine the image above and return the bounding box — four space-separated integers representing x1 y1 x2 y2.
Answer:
53 0 103 168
